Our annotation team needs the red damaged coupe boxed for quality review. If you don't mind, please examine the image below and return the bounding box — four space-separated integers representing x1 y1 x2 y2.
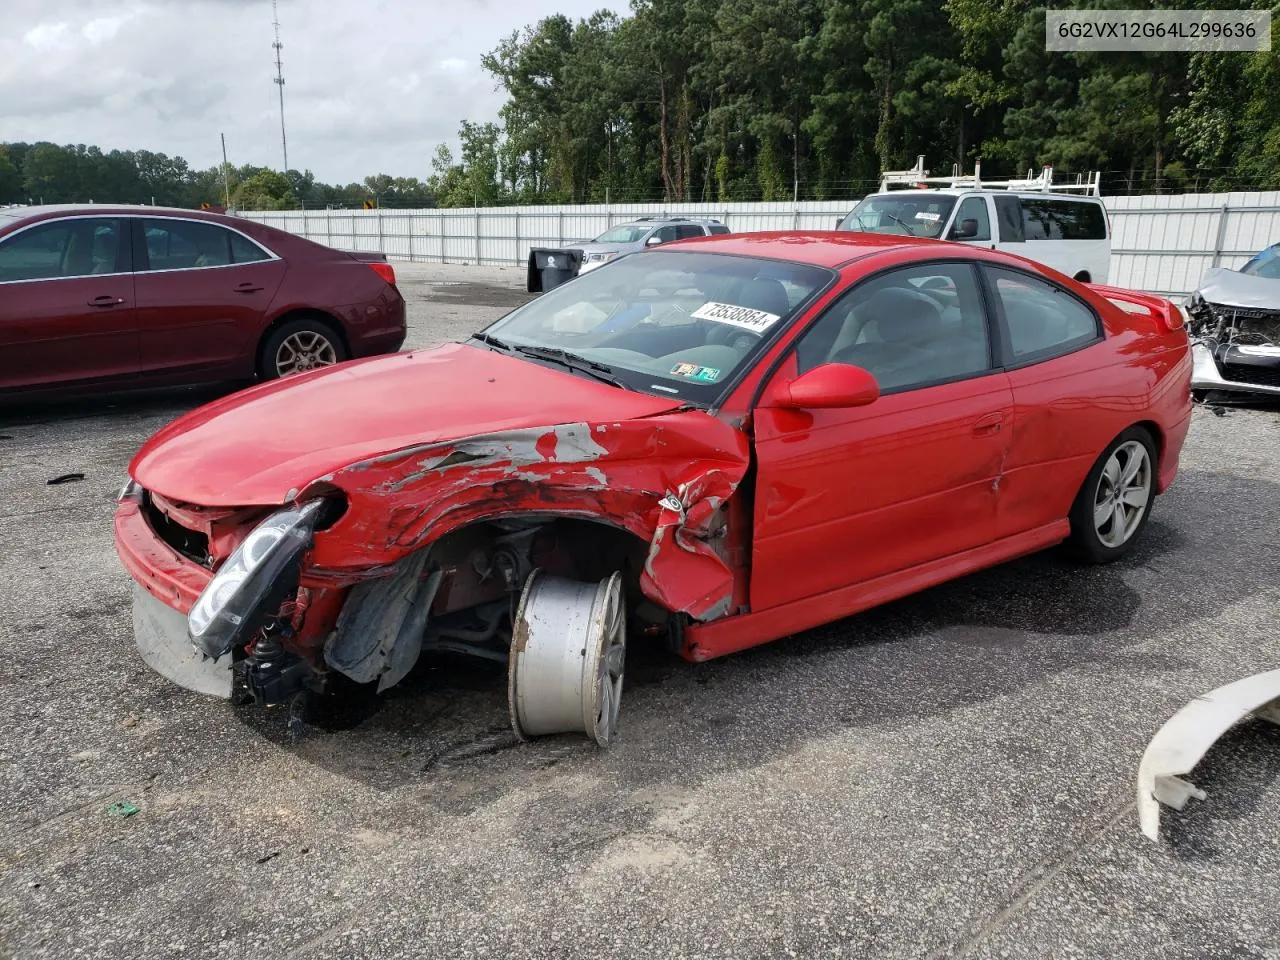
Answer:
114 232 1192 746
0 204 405 395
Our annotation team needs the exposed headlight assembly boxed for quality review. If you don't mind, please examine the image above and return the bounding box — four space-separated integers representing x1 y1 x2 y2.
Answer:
585 252 616 263
187 500 325 660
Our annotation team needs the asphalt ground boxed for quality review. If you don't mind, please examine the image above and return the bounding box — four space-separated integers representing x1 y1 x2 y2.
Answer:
1 261 1278 960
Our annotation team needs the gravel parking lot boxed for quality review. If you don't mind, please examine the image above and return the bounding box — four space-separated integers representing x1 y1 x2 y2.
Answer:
1 262 1278 960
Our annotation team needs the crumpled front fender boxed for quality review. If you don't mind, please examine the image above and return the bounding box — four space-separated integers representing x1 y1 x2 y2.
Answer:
303 412 752 622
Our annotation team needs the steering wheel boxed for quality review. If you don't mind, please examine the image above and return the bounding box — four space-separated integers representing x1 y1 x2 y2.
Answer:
705 323 764 351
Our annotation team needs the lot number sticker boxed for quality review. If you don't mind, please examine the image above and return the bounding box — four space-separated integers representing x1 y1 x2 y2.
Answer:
691 301 782 333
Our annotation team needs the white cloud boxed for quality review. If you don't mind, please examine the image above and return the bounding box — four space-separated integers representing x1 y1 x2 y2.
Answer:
1 0 631 183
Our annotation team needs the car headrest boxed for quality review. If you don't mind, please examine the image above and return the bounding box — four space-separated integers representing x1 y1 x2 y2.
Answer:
736 277 791 318
860 287 943 342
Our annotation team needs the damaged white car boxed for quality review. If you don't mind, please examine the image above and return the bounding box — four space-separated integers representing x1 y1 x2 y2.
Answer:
1186 242 1280 399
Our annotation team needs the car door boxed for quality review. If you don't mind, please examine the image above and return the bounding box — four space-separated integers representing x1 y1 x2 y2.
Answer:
0 216 137 391
131 216 287 380
645 225 681 248
992 194 1028 260
749 260 1015 612
980 265 1110 539
946 195 996 250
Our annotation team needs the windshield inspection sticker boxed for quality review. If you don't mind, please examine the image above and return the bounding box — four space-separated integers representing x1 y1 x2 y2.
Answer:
914 211 941 222
670 362 722 383
691 301 782 333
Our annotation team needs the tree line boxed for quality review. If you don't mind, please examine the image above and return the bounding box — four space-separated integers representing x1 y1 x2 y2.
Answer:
4 1 1278 211
0 141 440 210
477 0 1280 203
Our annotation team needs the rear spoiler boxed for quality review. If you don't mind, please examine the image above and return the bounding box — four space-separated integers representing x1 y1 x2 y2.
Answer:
346 250 389 263
1086 282 1188 332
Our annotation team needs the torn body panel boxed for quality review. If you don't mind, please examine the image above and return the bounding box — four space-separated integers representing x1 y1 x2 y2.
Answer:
306 412 751 623
1137 669 1280 841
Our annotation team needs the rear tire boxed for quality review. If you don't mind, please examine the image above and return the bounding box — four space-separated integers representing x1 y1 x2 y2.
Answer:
1074 271 1092 283
259 317 347 380
1066 426 1157 564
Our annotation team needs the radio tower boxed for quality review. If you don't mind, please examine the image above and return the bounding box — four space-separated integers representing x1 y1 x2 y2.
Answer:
272 0 289 172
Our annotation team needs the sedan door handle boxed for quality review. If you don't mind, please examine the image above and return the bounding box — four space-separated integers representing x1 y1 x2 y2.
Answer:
234 283 265 294
87 295 124 307
973 412 1004 436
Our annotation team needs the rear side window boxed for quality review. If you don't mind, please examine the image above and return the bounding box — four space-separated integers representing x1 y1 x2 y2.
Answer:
675 225 704 241
993 195 1024 243
986 266 1101 362
1021 198 1107 241
138 218 268 270
708 224 730 235
229 232 271 263
0 218 124 281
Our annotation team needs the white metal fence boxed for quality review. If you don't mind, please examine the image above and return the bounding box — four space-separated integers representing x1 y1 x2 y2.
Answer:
240 192 1280 299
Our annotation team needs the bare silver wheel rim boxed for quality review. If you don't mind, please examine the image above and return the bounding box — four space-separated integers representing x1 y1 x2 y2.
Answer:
508 570 626 747
1093 440 1152 548
275 330 337 376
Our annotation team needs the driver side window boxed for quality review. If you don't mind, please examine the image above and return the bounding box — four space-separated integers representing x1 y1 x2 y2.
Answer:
948 197 991 242
794 262 993 393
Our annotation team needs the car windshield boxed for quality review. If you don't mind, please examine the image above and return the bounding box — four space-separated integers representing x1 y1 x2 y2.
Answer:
1241 243 1280 280
838 194 958 239
594 225 650 244
480 251 833 402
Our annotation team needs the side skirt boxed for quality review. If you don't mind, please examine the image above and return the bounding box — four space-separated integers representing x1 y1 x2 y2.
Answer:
681 519 1071 662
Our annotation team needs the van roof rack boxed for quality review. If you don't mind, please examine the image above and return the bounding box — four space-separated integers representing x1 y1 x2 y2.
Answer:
878 156 1102 196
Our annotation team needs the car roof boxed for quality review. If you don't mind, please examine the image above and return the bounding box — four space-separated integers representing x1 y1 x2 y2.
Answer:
618 217 722 226
0 203 239 227
653 230 940 267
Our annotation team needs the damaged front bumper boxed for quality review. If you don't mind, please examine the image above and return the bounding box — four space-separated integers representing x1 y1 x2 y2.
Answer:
115 498 232 697
133 582 232 698
1191 340 1280 397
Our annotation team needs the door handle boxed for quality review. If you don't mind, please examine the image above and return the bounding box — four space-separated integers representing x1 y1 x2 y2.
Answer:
234 283 265 294
88 295 124 307
973 412 1003 436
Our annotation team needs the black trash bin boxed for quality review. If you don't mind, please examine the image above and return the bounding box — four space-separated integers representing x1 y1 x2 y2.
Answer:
527 247 583 293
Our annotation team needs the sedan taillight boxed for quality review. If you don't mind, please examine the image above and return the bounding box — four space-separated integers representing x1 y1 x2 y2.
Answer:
368 262 396 286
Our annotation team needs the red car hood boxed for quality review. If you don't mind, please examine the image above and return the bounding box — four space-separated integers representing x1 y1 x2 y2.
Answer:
130 342 685 506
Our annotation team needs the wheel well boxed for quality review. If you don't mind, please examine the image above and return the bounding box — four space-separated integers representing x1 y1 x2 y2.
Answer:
1131 420 1163 466
425 515 661 622
258 309 351 370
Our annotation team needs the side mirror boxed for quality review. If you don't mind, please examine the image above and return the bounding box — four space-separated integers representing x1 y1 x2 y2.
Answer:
834 217 845 230
645 234 663 247
951 218 979 240
765 362 880 410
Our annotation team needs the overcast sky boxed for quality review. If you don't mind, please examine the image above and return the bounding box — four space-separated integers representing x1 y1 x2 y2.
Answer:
0 0 631 184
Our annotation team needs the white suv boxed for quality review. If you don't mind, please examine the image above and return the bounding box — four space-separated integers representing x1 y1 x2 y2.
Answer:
836 160 1112 283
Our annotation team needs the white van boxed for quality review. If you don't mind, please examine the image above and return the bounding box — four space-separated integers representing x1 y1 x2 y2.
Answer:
835 158 1111 283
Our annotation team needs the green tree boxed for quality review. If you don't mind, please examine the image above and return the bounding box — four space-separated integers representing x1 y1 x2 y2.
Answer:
232 169 296 210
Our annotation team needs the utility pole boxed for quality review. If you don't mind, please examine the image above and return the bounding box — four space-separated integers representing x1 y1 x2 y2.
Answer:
272 0 289 173
221 133 232 208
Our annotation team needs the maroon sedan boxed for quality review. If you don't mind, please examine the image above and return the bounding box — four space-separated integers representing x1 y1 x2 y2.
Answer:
0 205 406 396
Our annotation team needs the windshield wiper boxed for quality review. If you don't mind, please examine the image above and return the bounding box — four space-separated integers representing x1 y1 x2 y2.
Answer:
883 212 915 234
470 332 511 351
511 345 631 390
